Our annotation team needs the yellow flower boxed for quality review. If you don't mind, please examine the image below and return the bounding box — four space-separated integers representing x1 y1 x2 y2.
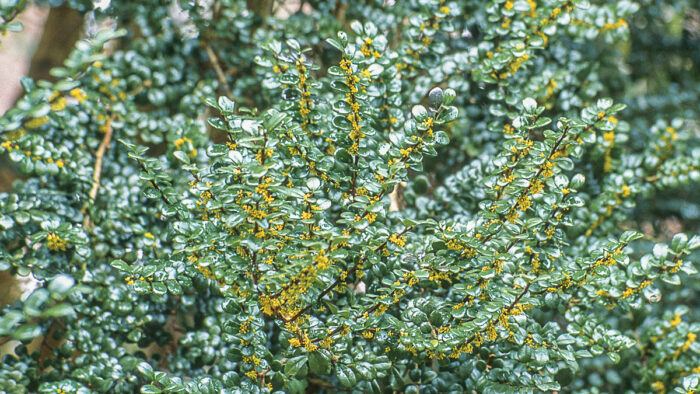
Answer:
517 195 532 211
389 233 406 247
621 185 631 197
51 97 67 112
603 131 615 144
69 88 88 103
1 141 16 152
26 116 49 129
670 313 682 327
47 233 68 252
541 161 554 177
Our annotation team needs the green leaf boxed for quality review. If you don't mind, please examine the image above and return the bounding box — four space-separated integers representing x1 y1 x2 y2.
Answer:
141 384 162 393
218 96 235 113
136 361 155 379
173 150 190 164
336 364 357 387
13 324 42 341
436 106 458 123
42 303 76 318
326 38 344 52
309 350 331 375
111 259 132 273
522 97 538 112
284 355 308 377
428 87 443 109
608 352 621 364
48 274 75 296
435 131 449 145
0 311 23 335
534 347 549 364
620 231 642 243
412 105 428 121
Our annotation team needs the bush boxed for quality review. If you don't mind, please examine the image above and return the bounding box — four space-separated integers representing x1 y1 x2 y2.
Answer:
1 0 699 393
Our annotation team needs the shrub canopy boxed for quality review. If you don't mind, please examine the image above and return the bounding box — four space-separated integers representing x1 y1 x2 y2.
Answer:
1 0 699 393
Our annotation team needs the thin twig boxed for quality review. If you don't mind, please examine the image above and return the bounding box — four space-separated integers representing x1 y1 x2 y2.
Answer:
83 114 115 229
205 44 233 97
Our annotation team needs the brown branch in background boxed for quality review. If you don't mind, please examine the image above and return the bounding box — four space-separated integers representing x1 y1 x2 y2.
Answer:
205 44 233 98
389 182 406 212
0 336 12 347
83 114 115 229
246 0 274 19
334 0 348 26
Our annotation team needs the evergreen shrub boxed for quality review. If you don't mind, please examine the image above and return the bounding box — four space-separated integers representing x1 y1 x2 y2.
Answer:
1 0 699 392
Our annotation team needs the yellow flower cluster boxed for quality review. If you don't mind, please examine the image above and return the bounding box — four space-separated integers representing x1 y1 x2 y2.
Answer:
1 141 19 152
517 195 532 211
242 204 268 220
340 58 365 154
354 212 377 223
272 64 289 73
449 343 474 359
672 332 696 360
26 116 49 129
619 279 652 300
389 233 406 247
601 18 628 32
359 38 375 57
288 331 318 352
260 252 334 321
174 136 197 158
242 355 261 366
239 316 253 334
540 161 554 178
47 233 68 252
295 59 313 134
50 92 67 112
197 263 216 280
69 88 88 103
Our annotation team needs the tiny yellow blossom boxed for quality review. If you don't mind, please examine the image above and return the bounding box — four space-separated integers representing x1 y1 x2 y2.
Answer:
47 233 68 252
69 88 88 103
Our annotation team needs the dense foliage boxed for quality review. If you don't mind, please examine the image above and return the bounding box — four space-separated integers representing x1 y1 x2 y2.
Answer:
1 0 699 392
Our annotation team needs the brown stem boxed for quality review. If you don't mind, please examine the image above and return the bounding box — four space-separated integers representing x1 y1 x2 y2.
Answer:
285 226 413 323
205 44 233 98
83 114 115 229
